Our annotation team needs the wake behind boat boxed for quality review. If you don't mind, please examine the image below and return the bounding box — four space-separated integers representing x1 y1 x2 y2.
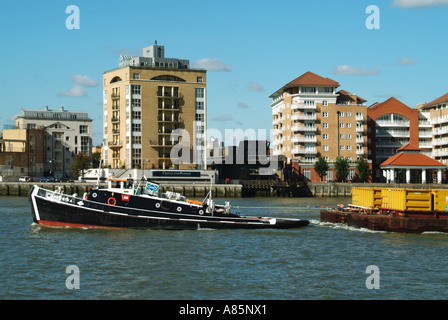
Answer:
29 178 309 230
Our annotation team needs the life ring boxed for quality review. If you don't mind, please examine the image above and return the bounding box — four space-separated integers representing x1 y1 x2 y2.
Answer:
108 197 117 206
177 206 182 212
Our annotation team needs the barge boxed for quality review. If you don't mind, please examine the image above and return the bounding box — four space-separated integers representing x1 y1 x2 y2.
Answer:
320 187 448 233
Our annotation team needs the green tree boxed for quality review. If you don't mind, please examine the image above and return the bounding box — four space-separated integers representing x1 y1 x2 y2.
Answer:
335 157 350 182
356 158 371 182
92 151 101 168
314 157 329 182
71 153 91 180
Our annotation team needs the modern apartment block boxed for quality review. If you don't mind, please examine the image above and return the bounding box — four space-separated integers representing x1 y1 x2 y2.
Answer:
14 106 92 179
0 127 46 179
417 93 448 164
103 43 206 170
269 71 368 181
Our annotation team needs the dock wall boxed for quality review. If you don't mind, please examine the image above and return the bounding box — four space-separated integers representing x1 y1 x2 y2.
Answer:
0 182 242 198
2 181 448 198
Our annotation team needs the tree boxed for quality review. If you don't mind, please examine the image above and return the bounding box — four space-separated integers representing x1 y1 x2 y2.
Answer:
71 153 91 180
335 157 350 182
356 158 371 182
92 151 101 168
314 157 329 182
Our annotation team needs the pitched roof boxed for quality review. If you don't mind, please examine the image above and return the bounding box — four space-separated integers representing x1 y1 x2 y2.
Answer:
270 71 339 98
381 144 445 167
286 71 339 86
424 92 448 108
397 143 421 152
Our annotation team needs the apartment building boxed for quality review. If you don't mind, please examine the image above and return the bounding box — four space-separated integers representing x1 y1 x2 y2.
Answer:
0 127 46 179
14 106 92 179
269 71 368 182
417 93 448 164
103 43 206 170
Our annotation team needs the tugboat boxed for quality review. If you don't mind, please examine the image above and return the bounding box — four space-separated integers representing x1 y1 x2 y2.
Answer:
29 178 309 230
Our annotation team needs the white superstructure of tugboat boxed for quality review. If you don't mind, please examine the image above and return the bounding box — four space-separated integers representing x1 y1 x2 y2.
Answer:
29 178 309 230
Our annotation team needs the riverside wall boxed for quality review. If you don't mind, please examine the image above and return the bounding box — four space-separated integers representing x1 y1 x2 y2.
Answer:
2 181 448 198
0 182 242 198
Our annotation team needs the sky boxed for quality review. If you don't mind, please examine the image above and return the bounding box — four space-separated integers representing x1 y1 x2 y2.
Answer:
0 0 447 146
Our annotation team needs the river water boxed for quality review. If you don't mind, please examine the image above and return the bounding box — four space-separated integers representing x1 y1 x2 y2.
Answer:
1 196 447 301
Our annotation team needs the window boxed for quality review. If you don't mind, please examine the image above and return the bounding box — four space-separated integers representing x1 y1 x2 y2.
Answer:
197 77 203 83
346 112 351 117
340 145 345 150
339 112 344 117
347 123 351 128
131 85 141 95
81 136 89 153
323 134 328 140
340 134 344 139
323 123 328 129
303 169 311 180
339 123 344 128
347 145 352 150
301 87 316 93
133 73 140 80
195 88 204 98
132 123 141 132
132 111 141 119
80 125 88 134
132 136 141 144
323 112 328 118
322 101 328 106
346 134 351 139
323 145 329 151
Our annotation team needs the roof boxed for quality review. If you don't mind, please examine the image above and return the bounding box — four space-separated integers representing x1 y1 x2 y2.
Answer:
367 97 407 111
423 92 448 108
381 144 445 168
286 71 339 86
397 143 421 152
336 89 367 103
270 71 339 98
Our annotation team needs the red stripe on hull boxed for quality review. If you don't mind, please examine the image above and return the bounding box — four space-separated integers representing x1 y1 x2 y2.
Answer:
37 220 121 229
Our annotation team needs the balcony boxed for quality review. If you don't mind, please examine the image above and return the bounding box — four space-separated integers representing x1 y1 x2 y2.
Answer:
292 125 317 132
375 120 410 127
111 117 120 123
292 136 317 143
292 103 317 110
291 147 317 155
108 140 123 147
111 93 120 100
356 149 364 155
292 114 317 121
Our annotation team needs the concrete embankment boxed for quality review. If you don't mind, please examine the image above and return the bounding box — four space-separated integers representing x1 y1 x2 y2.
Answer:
0 182 242 198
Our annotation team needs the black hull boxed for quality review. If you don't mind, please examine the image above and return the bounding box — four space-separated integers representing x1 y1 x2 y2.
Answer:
29 186 309 230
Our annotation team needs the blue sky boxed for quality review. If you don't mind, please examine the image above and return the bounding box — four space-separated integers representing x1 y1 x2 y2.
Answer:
1 0 447 146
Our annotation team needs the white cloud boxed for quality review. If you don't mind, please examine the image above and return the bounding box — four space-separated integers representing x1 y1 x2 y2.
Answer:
192 58 232 72
69 74 98 87
392 0 448 8
397 57 417 65
247 82 265 92
237 102 249 108
332 65 379 76
211 114 233 121
58 85 88 97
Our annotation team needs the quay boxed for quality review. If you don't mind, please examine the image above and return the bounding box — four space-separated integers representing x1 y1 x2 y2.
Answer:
0 182 242 198
3 181 448 198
